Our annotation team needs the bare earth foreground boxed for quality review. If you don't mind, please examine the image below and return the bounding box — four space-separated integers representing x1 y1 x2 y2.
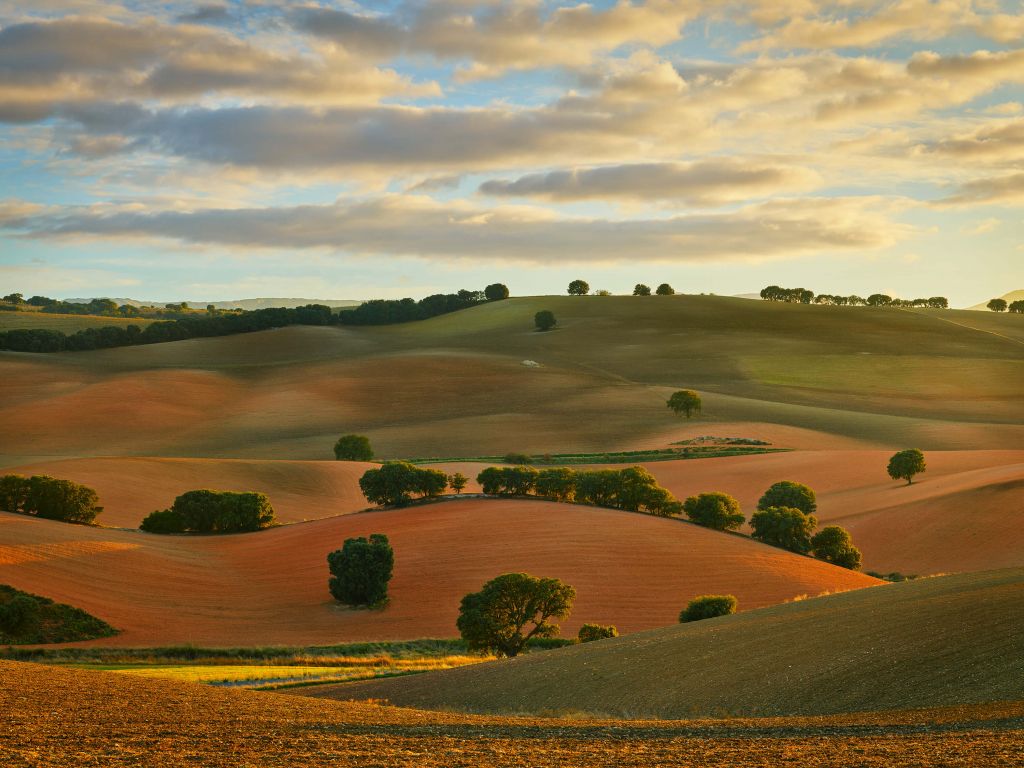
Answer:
2 661 1023 768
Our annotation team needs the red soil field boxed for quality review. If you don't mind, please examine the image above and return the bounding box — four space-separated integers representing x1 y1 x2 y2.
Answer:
0 498 878 647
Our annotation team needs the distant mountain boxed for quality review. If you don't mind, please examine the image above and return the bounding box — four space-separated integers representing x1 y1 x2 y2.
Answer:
64 297 362 310
966 290 1024 311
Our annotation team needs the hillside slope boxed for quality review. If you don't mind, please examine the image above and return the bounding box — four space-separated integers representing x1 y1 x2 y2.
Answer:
0 499 877 646
2 295 1022 464
305 568 1024 718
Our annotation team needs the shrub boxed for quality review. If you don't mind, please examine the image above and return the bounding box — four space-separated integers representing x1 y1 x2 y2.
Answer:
578 623 618 643
334 434 373 461
749 506 817 554
457 573 575 657
679 594 737 623
683 492 744 531
359 462 449 506
534 310 557 331
327 534 394 607
757 480 817 515
139 508 186 534
811 526 862 570
887 449 926 485
667 389 701 418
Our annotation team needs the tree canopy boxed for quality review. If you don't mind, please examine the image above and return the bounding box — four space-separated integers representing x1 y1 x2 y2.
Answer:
987 298 1008 312
749 506 817 554
567 279 590 295
359 462 448 506
757 480 817 515
534 310 557 331
140 490 276 534
887 449 926 485
0 474 103 524
633 284 651 296
456 573 576 657
334 434 374 461
655 283 675 296
811 526 862 570
484 283 510 301
667 389 702 418
682 492 744 531
327 533 394 607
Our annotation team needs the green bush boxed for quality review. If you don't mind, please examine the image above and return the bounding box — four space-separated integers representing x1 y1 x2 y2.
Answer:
749 506 817 554
810 526 862 570
578 623 618 643
682 492 744 531
334 434 374 461
534 310 557 331
757 480 817 515
327 534 394 607
679 594 737 623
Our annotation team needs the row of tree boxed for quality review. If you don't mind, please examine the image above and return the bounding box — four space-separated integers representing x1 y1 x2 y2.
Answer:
565 281 676 296
336 284 507 325
0 474 103 524
760 285 949 308
139 490 277 534
987 298 1024 313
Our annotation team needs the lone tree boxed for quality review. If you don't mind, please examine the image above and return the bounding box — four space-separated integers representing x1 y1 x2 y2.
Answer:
683 492 744 531
578 623 618 643
679 595 737 623
534 310 557 331
567 279 590 296
456 572 576 657
485 283 510 301
749 506 817 554
448 472 468 494
656 283 675 296
987 298 1008 312
334 434 373 461
757 480 817 515
667 389 702 418
811 526 862 570
887 449 926 485
327 533 394 607
633 284 652 296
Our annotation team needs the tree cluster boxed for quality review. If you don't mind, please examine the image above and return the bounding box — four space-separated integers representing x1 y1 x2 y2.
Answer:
358 461 451 507
1010 300 1024 313
987 298 1023 312
0 474 103 524
760 285 948 308
337 289 487 325
476 465 682 516
327 534 394 607
139 490 277 534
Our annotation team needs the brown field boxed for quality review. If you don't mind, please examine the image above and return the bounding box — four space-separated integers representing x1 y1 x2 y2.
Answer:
305 568 1024 719
0 498 877 646
3 660 1023 768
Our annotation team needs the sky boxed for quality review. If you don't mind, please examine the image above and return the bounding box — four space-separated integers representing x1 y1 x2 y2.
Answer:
0 0 1021 306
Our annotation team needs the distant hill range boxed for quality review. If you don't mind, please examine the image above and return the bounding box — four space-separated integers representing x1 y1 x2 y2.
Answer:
64 297 362 310
967 290 1024 311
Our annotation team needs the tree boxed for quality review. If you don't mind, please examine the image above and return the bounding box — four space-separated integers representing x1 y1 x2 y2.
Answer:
567 279 590 295
139 508 186 534
667 389 701 418
633 284 651 296
2 293 23 305
456 573 575 657
867 293 893 306
535 468 576 502
679 595 737 623
19 475 103 524
484 283 509 301
476 466 538 495
327 534 394 607
682 492 744 531
359 462 447 506
1009 300 1024 313
534 310 557 331
749 506 817 553
334 434 374 461
0 594 40 634
987 298 1008 312
655 283 675 296
448 472 468 494
757 480 816 515
887 449 926 485
810 526 862 570
142 490 276 533
578 623 618 642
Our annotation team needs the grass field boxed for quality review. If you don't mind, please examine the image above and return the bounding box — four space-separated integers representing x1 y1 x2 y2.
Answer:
0 312 155 333
307 568 1024 719
2 660 1022 767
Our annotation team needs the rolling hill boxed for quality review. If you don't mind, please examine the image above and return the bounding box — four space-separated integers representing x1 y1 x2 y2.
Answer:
304 568 1024 718
1 295 1022 466
968 290 1024 311
0 498 878 646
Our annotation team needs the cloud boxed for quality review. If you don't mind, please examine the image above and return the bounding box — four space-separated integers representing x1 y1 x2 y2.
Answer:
0 15 436 123
294 0 697 79
922 119 1024 160
941 173 1024 205
479 159 820 204
2 195 911 263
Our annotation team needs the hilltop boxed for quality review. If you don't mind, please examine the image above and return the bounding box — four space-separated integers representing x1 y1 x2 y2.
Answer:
306 568 1024 719
0 498 877 646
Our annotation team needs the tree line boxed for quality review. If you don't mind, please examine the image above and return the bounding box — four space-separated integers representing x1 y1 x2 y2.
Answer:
986 298 1024 313
760 285 949 308
0 475 103 524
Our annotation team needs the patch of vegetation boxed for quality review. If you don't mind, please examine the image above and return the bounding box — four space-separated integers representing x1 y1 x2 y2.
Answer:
140 489 277 534
334 434 374 461
0 585 117 644
358 461 450 506
679 594 738 623
866 571 919 583
405 446 786 465
0 474 103 524
328 534 394 608
577 624 618 643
